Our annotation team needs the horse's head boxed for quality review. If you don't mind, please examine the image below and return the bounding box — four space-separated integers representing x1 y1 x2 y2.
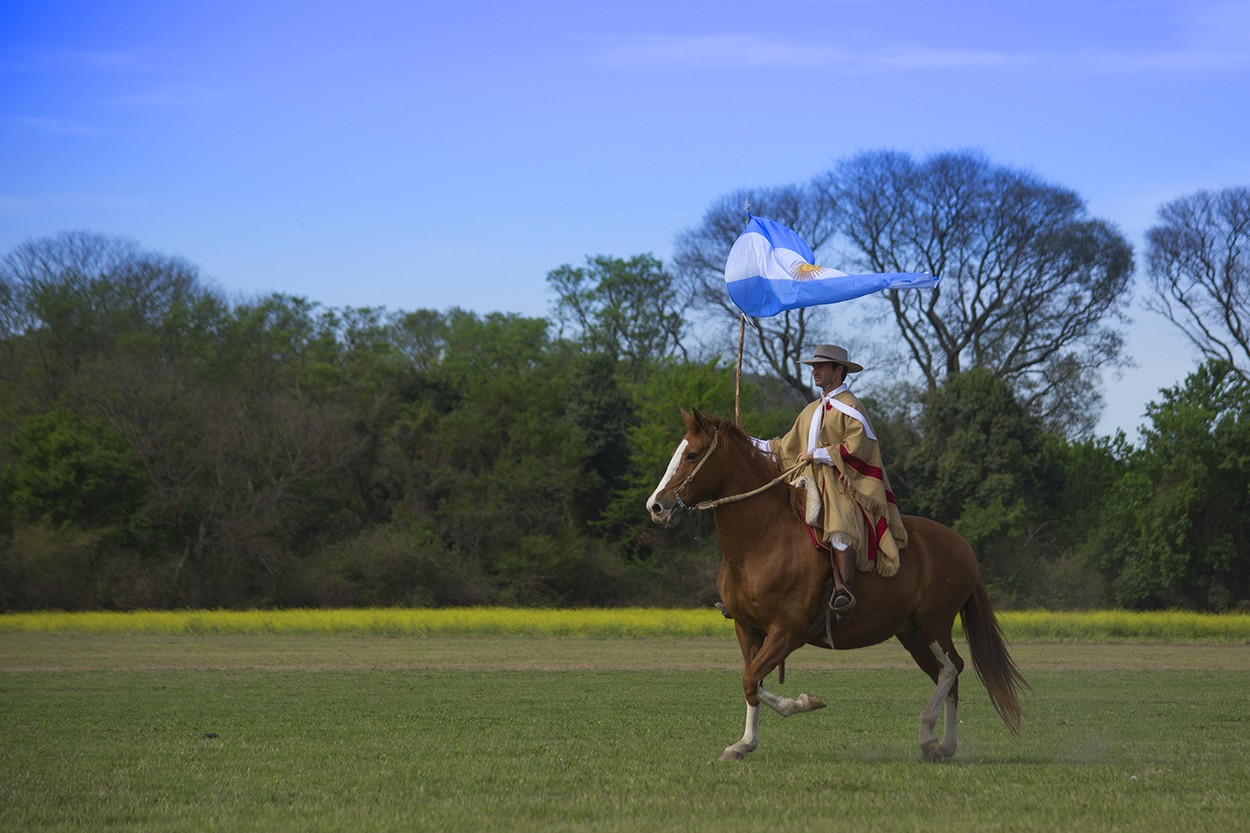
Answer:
646 408 733 526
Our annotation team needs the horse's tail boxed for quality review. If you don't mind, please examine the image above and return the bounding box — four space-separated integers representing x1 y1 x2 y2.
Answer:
961 579 1028 735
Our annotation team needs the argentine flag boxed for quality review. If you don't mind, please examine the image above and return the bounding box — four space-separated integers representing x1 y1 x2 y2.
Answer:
724 215 938 317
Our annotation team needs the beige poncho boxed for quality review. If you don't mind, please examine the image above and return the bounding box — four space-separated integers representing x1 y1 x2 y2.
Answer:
768 385 907 577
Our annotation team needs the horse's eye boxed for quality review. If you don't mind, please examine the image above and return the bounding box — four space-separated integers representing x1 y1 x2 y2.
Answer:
686 451 700 461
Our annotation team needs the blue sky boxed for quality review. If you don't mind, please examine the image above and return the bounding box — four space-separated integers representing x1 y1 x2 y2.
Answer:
3 0 1248 438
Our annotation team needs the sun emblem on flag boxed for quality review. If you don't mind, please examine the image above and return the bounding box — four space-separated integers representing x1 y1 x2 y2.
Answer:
792 263 827 281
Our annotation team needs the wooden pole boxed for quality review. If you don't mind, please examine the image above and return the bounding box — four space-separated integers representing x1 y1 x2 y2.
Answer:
734 202 751 426
735 313 746 425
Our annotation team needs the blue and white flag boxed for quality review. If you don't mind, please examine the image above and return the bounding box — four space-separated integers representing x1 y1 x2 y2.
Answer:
724 215 938 317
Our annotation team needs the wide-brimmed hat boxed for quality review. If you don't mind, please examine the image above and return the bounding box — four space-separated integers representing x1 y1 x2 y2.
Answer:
800 344 863 373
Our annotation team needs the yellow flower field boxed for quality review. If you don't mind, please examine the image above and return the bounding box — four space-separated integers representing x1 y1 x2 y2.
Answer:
2 607 1249 642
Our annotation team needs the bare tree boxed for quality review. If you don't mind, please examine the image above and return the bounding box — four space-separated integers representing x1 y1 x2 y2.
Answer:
823 150 1135 436
1145 186 1250 382
672 184 842 400
0 230 212 408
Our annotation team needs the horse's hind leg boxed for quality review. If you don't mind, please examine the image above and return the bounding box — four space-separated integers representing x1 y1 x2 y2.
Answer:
924 643 961 761
898 630 964 761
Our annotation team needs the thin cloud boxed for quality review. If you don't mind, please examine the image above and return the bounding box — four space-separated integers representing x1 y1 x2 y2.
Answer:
597 33 843 69
871 47 1022 70
107 85 227 108
0 192 142 216
597 33 1024 71
1070 47 1250 73
1181 0 1250 53
9 49 156 74
13 116 100 136
596 25 1250 74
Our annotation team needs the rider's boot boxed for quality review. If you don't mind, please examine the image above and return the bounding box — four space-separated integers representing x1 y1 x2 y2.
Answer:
829 546 857 624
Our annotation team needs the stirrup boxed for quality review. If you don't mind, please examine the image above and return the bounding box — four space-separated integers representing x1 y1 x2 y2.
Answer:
714 602 733 620
828 589 856 623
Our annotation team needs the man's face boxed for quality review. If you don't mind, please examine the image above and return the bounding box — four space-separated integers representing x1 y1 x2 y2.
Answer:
811 362 840 391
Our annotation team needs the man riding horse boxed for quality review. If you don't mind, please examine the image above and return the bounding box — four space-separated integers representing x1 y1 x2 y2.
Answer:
649 401 1025 761
743 344 907 623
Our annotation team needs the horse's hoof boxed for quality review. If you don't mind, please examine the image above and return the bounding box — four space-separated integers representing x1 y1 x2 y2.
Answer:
920 741 944 762
720 748 745 761
807 695 826 711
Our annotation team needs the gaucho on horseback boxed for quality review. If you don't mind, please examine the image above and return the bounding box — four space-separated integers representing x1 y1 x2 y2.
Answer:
740 343 907 624
645 347 1026 762
646 217 1023 762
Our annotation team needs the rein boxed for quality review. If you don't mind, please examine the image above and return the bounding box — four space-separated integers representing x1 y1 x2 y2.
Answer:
676 430 805 512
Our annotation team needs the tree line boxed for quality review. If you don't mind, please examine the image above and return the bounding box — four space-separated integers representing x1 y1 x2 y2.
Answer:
1 151 1247 612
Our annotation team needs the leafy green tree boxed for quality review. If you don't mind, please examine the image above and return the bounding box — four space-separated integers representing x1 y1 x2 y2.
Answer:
1087 361 1250 609
899 368 1059 596
601 360 739 552
1 410 147 530
389 310 633 605
1022 431 1134 609
547 254 687 380
1040 432 1130 569
213 294 345 395
0 410 154 610
563 351 637 526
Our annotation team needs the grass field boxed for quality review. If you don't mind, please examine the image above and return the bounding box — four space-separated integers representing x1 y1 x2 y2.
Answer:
3 625 1249 832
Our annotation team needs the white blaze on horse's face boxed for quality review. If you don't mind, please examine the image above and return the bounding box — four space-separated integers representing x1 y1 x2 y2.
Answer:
646 438 689 525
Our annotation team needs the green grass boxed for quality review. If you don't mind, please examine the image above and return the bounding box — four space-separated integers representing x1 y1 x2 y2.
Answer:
2 634 1249 832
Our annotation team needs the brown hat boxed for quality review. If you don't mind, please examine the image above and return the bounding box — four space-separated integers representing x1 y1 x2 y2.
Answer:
800 344 863 373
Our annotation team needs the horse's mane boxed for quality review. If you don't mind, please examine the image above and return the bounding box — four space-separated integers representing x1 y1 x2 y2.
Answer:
690 410 801 510
690 409 749 443
692 411 770 462
698 411 751 444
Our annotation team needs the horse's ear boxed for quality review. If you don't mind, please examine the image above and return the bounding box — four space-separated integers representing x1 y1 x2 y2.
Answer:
680 407 695 430
690 407 715 433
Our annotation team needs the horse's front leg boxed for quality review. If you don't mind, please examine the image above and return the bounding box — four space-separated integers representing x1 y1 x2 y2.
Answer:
741 625 824 715
722 623 763 760
721 623 825 761
757 685 827 716
720 702 760 761
718 684 827 762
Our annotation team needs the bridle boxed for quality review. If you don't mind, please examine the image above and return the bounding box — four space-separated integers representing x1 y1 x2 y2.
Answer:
672 430 805 513
672 430 720 512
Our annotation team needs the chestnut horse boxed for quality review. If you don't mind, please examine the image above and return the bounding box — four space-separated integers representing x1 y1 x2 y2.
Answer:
646 408 1026 762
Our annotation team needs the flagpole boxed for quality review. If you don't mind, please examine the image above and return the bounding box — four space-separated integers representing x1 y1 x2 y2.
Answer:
735 313 746 426
734 199 751 427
